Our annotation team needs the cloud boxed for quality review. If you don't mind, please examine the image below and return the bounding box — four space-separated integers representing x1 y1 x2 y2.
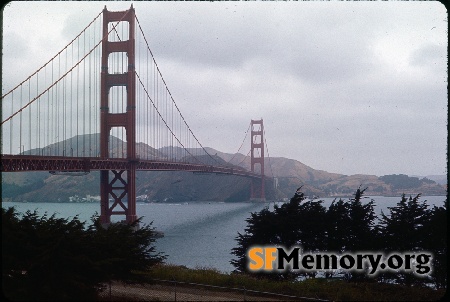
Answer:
1 1 447 177
410 43 447 74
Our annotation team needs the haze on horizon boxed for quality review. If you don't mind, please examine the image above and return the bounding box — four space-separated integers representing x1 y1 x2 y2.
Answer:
1 1 447 177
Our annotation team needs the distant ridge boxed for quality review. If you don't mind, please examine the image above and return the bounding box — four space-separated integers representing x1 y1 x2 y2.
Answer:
2 134 446 202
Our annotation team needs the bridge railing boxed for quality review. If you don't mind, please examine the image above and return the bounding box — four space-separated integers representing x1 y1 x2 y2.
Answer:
0 154 260 179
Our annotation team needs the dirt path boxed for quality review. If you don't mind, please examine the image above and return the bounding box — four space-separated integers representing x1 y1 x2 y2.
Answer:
103 282 293 301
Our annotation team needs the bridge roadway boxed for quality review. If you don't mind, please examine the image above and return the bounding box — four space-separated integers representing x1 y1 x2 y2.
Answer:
0 155 262 179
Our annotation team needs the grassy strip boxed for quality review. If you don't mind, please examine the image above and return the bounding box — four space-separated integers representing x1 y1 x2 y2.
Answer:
138 264 445 301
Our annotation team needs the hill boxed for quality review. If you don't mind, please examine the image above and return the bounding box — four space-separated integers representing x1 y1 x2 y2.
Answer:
1 134 446 202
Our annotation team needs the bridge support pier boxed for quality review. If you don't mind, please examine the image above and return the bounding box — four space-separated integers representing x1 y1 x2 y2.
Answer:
100 168 137 225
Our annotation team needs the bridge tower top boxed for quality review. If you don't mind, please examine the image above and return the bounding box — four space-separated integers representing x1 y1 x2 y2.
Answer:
100 5 136 160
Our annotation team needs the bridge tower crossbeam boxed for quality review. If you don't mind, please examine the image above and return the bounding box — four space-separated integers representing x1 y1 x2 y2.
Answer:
100 5 137 225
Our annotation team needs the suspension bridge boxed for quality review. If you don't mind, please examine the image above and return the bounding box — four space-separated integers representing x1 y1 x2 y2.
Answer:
1 5 274 225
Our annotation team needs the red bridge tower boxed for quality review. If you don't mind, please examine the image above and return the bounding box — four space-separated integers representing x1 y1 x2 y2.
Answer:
100 5 137 225
250 119 265 201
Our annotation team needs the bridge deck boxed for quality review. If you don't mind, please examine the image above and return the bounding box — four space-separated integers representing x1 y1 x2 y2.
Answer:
0 155 261 178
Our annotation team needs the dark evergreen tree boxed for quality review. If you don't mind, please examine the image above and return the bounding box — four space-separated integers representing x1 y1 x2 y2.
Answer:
230 206 284 280
422 201 447 289
2 209 103 300
231 190 328 280
378 194 432 286
326 198 351 253
325 187 378 281
231 187 445 287
272 191 328 279
267 190 328 251
324 198 351 278
379 194 431 251
346 187 377 251
2 207 165 301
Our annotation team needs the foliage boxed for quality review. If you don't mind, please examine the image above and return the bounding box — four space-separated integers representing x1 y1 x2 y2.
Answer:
1 179 45 198
230 205 285 280
146 264 445 301
379 194 431 251
231 187 446 289
231 190 331 280
379 174 435 190
378 194 447 287
275 191 328 251
2 207 165 301
231 187 378 281
421 177 436 185
422 202 448 289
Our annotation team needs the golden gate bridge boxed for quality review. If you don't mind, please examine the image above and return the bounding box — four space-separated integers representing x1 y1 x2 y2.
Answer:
1 5 273 225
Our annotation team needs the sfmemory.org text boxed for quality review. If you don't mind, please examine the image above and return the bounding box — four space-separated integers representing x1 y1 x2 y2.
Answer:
247 246 432 276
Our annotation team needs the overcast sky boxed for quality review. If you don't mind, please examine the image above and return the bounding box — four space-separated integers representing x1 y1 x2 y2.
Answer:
1 1 447 177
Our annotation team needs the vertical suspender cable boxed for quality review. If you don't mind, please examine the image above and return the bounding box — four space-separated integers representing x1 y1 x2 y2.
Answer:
156 72 159 152
83 29 86 156
56 54 59 155
94 20 96 155
146 31 150 159
165 89 168 151
153 61 155 153
77 36 79 156
264 129 274 178
19 85 22 154
154 68 157 158
37 73 40 153
63 47 66 154
51 59 54 155
2 11 104 157
171 86 173 161
88 25 91 156
28 79 31 154
46 67 49 153
71 42 73 154
93 19 97 156
10 91 13 154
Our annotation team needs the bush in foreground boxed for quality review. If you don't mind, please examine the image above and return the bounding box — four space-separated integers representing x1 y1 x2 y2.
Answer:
231 188 447 288
145 264 445 301
2 207 165 301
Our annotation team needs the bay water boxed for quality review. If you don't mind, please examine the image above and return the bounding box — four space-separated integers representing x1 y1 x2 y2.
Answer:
2 195 446 273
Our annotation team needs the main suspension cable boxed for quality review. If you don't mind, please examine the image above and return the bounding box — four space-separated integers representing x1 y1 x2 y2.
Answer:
1 11 129 126
227 122 251 164
135 71 202 162
1 10 103 100
236 149 251 167
135 15 220 166
264 128 275 178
